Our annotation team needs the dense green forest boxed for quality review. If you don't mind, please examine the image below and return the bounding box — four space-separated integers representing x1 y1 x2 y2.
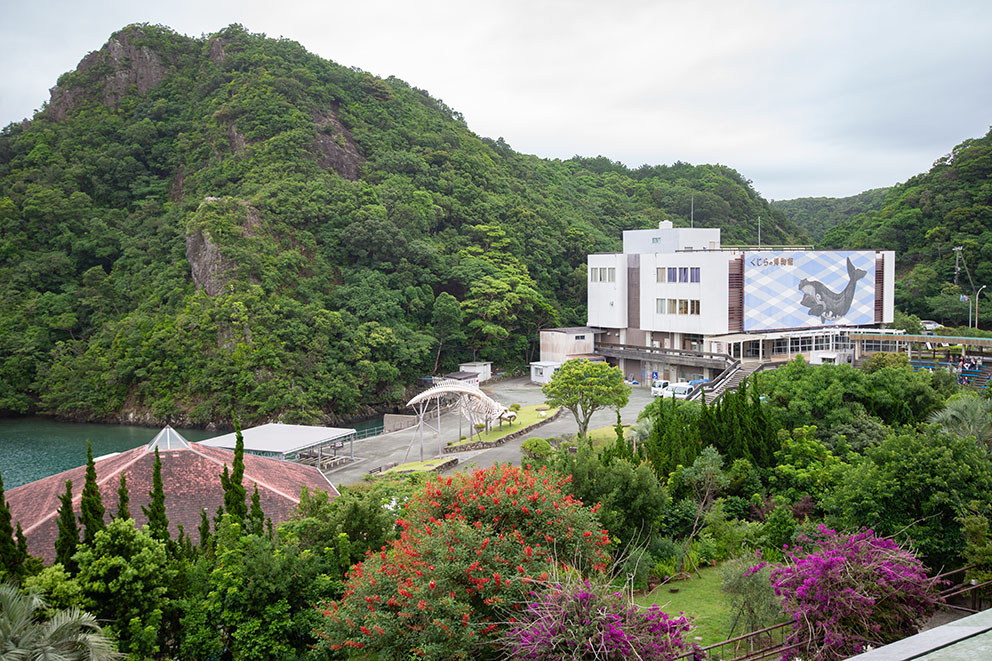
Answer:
772 188 888 243
815 129 992 326
0 24 803 427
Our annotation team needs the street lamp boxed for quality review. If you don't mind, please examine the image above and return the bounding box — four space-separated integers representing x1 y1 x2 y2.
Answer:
977 285 988 329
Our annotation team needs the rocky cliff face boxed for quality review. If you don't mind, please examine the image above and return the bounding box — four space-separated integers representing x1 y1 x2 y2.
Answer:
47 27 169 119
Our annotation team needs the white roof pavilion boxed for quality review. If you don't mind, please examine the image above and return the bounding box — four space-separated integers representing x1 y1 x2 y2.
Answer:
199 423 356 459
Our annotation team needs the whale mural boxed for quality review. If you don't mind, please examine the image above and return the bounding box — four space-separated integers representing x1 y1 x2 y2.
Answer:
743 251 875 331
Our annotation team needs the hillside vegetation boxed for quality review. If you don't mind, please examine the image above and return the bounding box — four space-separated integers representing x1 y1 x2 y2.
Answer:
817 128 992 325
773 188 888 243
0 24 802 427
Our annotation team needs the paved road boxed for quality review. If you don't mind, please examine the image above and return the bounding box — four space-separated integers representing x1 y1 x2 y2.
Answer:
324 377 655 489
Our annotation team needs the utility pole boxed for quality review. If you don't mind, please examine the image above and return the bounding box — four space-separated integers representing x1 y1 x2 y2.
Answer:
757 215 761 247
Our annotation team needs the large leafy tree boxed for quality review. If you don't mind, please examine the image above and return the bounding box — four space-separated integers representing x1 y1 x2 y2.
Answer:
825 427 992 568
74 519 176 658
542 359 631 437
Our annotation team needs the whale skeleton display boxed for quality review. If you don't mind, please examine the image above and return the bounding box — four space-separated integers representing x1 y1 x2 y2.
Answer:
404 379 508 462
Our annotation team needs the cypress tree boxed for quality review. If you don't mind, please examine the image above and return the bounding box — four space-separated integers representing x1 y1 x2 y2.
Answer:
115 471 131 520
198 508 211 552
15 523 28 571
221 422 247 521
0 470 22 579
79 441 105 545
142 448 170 544
248 484 264 536
55 479 79 573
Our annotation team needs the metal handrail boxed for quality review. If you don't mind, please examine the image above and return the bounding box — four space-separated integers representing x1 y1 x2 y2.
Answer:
594 342 735 364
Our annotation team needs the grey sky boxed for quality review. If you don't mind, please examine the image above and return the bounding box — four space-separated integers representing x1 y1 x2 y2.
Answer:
2 0 991 200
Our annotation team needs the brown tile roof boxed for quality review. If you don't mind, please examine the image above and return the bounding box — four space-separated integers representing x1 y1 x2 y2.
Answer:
7 430 338 562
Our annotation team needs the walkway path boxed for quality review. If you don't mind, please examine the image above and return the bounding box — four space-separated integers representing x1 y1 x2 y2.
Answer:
324 377 656 488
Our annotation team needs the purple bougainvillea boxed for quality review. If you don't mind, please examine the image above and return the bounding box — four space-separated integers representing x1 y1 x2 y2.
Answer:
770 525 942 660
503 580 700 660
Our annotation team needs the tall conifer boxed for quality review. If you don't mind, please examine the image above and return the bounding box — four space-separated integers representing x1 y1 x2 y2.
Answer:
248 484 264 536
221 421 247 521
198 508 211 552
55 480 79 573
0 470 22 579
79 441 105 545
142 448 170 544
115 471 131 520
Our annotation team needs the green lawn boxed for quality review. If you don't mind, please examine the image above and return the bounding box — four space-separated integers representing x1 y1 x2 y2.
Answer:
447 404 559 447
586 424 628 447
635 564 736 648
382 457 456 475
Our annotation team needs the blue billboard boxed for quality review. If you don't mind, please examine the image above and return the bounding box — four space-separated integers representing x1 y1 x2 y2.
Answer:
743 251 876 331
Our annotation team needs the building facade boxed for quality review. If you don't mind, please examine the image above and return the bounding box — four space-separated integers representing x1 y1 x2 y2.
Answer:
585 221 895 385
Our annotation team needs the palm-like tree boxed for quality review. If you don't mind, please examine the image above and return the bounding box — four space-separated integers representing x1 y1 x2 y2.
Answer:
929 394 992 448
0 583 120 660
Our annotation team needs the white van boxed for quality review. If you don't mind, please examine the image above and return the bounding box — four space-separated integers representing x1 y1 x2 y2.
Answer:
650 379 670 396
660 382 693 400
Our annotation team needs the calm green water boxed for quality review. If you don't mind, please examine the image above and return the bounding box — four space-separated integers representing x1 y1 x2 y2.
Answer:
0 418 215 489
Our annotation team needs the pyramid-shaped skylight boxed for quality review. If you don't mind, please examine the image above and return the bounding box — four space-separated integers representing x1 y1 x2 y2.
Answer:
146 425 190 451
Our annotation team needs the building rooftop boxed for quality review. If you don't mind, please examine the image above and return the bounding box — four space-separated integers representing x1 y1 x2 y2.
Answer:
7 428 337 561
199 423 355 458
848 608 992 660
544 326 600 334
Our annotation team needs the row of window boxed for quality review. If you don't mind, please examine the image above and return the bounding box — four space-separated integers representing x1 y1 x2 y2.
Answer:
771 336 856 353
656 267 700 283
655 298 701 315
590 267 616 282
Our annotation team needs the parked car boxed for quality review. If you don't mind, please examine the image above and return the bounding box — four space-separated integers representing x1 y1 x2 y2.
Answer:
660 382 693 399
650 379 671 396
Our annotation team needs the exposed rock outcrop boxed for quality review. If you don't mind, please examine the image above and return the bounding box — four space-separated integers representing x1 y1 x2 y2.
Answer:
48 27 169 120
312 109 363 180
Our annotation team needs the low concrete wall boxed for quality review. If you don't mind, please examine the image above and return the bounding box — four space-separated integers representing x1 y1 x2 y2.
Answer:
383 413 417 432
443 408 563 454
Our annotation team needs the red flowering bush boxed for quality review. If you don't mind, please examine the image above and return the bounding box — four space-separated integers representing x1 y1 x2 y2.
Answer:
770 526 942 660
316 464 611 659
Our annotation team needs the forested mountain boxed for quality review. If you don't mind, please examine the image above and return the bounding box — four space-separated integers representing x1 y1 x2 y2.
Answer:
817 129 992 326
0 24 803 427
772 188 888 243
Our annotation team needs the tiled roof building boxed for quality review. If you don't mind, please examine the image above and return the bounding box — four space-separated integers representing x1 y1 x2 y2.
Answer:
7 427 338 562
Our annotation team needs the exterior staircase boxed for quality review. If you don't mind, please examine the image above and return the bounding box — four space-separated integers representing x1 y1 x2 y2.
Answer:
698 362 768 403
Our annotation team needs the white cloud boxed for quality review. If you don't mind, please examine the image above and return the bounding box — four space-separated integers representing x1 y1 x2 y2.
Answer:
2 0 990 199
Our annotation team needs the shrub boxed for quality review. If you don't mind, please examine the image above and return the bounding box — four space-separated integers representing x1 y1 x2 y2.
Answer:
720 552 783 635
502 577 698 660
770 526 942 660
521 437 553 460
317 464 611 658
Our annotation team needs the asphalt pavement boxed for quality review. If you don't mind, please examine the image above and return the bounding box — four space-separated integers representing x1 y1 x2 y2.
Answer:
324 377 656 489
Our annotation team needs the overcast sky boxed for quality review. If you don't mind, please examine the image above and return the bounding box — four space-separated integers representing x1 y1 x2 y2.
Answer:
3 0 991 200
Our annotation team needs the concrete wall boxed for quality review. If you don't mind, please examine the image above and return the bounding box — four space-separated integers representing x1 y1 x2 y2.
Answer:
882 250 895 324
638 251 731 335
588 253 627 328
383 414 418 432
539 331 595 363
459 362 492 382
622 227 721 254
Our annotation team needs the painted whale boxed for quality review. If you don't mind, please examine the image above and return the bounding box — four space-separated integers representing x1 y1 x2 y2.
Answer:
798 257 867 323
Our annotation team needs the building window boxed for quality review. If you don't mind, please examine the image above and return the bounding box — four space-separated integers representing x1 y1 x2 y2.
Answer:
607 267 616 282
815 336 829 350
690 300 700 315
590 268 599 282
574 335 585 340
679 299 689 314
679 267 689 283
667 267 677 282
773 339 788 354
656 298 665 314
599 267 607 281
668 298 678 314
690 267 700 283
656 267 666 283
